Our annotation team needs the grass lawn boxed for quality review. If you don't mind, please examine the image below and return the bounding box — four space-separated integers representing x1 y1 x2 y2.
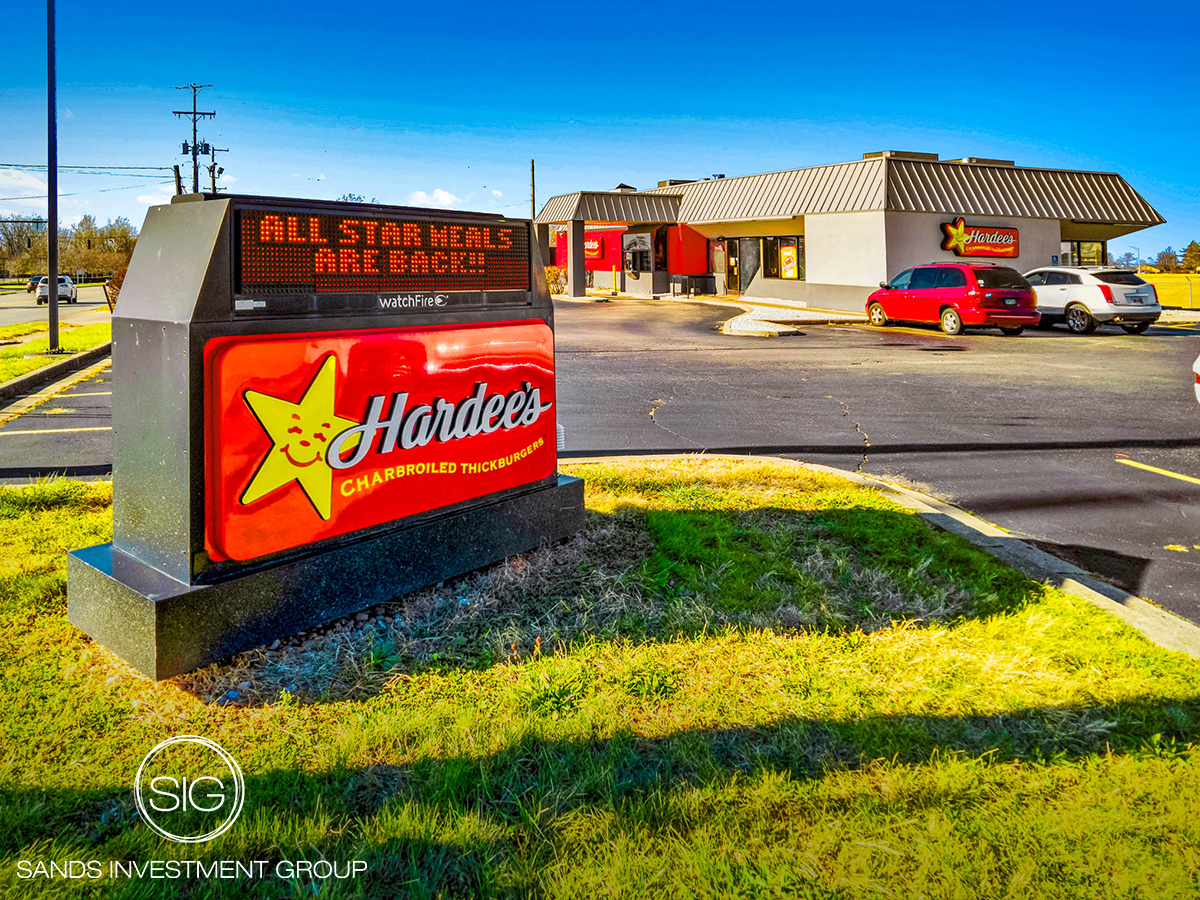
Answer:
1 458 1198 898
0 323 110 383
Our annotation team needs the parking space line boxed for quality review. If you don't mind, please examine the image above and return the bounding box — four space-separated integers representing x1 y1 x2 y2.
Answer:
1116 458 1200 487
0 426 111 436
64 391 112 397
0 358 111 427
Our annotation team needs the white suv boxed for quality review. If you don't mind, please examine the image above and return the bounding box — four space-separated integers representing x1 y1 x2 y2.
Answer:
35 275 78 305
1023 267 1160 334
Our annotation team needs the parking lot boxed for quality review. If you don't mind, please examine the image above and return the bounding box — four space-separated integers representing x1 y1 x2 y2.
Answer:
2 295 1199 624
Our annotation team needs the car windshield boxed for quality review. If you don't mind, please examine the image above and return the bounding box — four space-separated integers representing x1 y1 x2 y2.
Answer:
973 267 1029 290
1093 271 1147 286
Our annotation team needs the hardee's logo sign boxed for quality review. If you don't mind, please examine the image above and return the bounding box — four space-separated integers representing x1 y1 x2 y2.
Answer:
242 356 552 521
204 323 556 562
940 218 1019 258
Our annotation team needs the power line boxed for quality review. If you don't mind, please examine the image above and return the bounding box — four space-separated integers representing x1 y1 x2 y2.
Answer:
0 163 171 171
1 168 167 178
0 180 174 202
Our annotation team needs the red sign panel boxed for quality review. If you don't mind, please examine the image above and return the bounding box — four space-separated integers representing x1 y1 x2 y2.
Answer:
204 322 556 562
940 217 1019 258
236 209 531 295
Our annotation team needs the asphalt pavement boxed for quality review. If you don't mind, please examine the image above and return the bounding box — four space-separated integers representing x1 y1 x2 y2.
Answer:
552 298 1200 625
0 284 111 327
1 295 1198 627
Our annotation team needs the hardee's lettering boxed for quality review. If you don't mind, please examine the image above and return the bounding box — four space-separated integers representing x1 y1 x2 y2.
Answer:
237 209 532 295
940 217 1020 258
204 322 556 562
327 381 552 469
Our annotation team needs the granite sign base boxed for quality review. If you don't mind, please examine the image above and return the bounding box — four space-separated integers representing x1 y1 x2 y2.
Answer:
67 475 585 680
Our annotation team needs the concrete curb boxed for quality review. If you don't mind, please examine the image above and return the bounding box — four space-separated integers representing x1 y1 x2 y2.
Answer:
562 452 1200 659
0 342 112 407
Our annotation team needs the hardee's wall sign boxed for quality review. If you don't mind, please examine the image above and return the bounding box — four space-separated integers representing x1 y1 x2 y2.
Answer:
940 217 1020 258
205 322 556 561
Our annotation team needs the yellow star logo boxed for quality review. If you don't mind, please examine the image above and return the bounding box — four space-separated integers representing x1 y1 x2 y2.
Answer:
942 217 971 254
241 355 361 520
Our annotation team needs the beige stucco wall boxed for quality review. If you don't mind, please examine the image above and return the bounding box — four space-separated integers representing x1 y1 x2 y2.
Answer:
804 211 889 288
884 211 1061 278
688 219 805 239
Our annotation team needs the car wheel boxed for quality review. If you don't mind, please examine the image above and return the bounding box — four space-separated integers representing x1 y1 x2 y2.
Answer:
1119 322 1151 334
999 327 1024 336
940 307 963 335
1065 305 1096 335
867 302 888 327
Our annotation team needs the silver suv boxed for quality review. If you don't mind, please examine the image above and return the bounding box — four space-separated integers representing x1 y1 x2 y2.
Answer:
1023 267 1160 334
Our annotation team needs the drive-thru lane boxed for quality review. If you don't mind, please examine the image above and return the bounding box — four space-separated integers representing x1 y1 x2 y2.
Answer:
1 297 1198 625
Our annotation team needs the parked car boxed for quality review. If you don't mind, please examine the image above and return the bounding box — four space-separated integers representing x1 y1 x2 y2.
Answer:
25 275 42 293
35 275 78 304
1194 349 1200 405
866 263 1040 335
1022 267 1160 334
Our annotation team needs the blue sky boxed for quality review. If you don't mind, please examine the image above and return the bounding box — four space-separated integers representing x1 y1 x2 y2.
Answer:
3 0 1198 260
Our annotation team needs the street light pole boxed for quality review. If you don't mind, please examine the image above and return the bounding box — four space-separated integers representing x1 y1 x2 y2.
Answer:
1132 247 1140 274
46 0 59 352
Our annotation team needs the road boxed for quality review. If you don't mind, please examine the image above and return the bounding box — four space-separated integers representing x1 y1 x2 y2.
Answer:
552 299 1200 625
0 284 111 327
1 296 1198 624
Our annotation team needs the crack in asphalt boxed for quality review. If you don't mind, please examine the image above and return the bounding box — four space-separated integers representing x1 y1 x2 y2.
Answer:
647 397 707 450
835 398 870 472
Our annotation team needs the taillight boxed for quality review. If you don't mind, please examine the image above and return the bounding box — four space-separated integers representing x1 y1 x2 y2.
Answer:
1099 284 1114 303
1149 285 1158 303
1030 288 1038 303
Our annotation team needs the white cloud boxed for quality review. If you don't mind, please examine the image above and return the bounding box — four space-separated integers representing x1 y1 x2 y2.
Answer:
492 190 503 198
410 188 460 208
219 173 237 184
137 190 175 206
63 108 74 119
0 169 49 206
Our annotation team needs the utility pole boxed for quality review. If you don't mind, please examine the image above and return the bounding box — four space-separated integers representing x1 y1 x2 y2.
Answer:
207 146 229 193
46 0 59 352
173 84 214 193
530 159 536 222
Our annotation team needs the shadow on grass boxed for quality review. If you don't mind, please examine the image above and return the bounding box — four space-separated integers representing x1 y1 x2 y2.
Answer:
167 503 1039 708
3 695 1198 897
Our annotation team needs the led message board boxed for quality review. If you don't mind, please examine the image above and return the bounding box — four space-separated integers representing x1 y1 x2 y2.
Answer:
236 208 531 297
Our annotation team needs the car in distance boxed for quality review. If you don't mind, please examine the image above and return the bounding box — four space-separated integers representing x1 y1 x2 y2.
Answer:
866 263 1040 335
35 275 78 305
1022 267 1160 334
25 275 42 293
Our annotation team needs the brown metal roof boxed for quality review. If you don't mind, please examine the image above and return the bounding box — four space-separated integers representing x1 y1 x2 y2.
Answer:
885 159 1164 225
536 157 1163 228
534 191 681 224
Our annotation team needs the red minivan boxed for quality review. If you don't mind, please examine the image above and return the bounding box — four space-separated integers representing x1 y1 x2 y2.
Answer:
866 263 1040 335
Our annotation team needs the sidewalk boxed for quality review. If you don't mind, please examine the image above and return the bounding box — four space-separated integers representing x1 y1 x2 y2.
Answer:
560 289 866 336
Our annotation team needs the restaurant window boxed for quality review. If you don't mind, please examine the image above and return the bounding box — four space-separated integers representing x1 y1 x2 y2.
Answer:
653 227 668 272
1060 240 1107 267
762 236 804 280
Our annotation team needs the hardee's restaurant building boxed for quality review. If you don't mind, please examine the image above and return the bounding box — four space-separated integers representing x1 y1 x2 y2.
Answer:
536 151 1164 310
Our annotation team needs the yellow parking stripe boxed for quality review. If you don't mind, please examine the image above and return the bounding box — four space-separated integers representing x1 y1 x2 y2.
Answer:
1116 458 1200 487
0 426 111 436
64 391 112 396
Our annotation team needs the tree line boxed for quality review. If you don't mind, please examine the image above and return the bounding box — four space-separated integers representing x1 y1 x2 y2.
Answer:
1114 241 1200 273
0 214 137 278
